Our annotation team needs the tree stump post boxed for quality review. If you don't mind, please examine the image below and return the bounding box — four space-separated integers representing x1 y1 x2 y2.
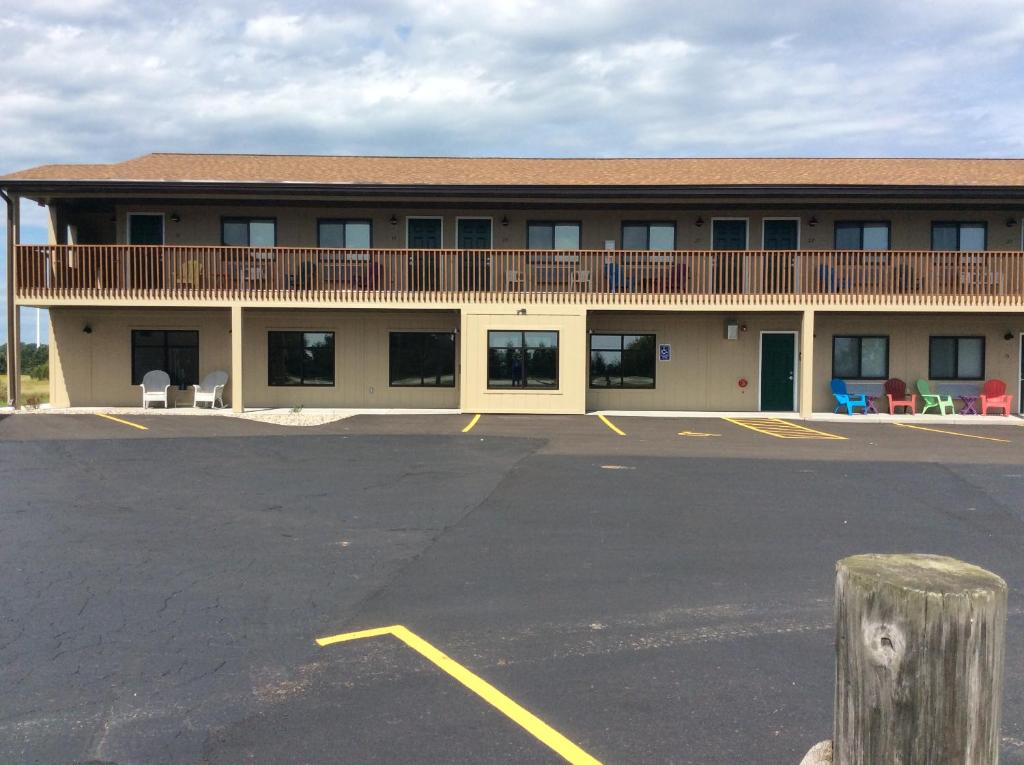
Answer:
834 554 1007 764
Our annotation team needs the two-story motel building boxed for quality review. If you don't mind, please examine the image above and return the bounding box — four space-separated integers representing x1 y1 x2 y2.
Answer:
3 153 1023 415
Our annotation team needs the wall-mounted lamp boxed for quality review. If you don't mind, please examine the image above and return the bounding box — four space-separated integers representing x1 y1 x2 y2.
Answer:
169 213 181 223
1005 330 1015 341
516 308 527 316
1006 217 1018 228
695 216 704 228
389 214 398 225
82 324 93 334
808 216 818 227
501 215 510 227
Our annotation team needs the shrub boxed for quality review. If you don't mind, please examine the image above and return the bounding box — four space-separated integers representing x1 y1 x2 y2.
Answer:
28 362 48 381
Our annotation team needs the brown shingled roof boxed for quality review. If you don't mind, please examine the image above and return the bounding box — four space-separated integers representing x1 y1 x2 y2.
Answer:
3 153 1024 187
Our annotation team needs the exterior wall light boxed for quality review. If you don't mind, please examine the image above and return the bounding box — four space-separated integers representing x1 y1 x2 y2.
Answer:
501 216 510 227
1006 218 1018 228
809 216 818 227
1005 331 1015 341
695 217 704 227
82 324 93 334
170 213 181 223
389 215 398 225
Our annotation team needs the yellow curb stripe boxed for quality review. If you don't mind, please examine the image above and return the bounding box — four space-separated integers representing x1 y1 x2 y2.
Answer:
677 431 721 437
597 414 626 436
462 413 482 433
893 422 1011 443
95 413 148 431
317 625 601 765
723 417 845 440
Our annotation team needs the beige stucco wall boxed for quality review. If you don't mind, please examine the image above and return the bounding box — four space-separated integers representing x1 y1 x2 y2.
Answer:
586 312 802 411
460 306 588 414
109 203 1024 251
811 313 1022 412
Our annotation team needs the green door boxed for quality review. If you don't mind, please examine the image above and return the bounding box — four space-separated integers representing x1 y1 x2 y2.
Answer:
712 220 746 293
762 220 799 292
128 214 164 289
408 218 443 290
760 333 796 411
128 214 164 244
458 219 491 290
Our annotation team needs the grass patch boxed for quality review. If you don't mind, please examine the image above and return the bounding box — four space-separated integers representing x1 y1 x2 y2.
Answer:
1 374 49 406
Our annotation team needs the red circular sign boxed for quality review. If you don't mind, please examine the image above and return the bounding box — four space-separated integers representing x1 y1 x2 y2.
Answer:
738 378 748 388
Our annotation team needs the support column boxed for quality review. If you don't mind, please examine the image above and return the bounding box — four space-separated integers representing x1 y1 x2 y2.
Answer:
799 309 815 418
231 305 244 412
5 192 19 408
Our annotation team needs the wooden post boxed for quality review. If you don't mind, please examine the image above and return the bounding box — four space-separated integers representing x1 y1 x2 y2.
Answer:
230 305 244 413
834 554 1007 765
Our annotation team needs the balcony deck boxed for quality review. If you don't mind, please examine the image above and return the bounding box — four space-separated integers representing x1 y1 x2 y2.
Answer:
13 245 1024 310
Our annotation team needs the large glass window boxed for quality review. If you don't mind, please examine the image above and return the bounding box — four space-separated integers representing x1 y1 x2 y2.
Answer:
832 336 889 380
590 334 656 388
527 222 581 249
931 222 986 251
929 336 984 380
268 331 335 386
834 222 890 250
622 222 676 250
318 219 372 248
131 330 199 387
222 218 277 247
389 332 456 387
487 331 559 389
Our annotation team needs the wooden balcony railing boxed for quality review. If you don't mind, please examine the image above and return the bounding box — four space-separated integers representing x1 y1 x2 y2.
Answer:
13 245 1024 306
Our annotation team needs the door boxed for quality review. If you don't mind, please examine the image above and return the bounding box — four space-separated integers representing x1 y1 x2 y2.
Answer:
458 219 491 291
408 218 443 290
760 332 796 411
712 220 747 293
762 219 799 292
127 214 164 289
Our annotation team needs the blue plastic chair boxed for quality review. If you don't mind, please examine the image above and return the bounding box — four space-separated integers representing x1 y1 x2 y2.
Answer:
605 262 624 293
831 379 868 415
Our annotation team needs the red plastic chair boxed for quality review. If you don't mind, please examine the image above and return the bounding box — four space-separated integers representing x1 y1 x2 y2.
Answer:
980 379 1014 416
884 378 917 414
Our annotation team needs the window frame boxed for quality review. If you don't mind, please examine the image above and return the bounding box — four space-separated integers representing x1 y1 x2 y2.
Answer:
830 335 890 380
621 221 677 250
526 221 582 250
833 221 892 250
221 216 278 247
588 333 657 389
486 330 560 390
267 330 336 387
388 331 457 388
928 335 986 381
130 329 199 387
930 221 988 251
317 218 373 248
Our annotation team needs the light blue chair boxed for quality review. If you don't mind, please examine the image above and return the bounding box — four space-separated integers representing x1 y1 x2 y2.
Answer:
831 379 868 415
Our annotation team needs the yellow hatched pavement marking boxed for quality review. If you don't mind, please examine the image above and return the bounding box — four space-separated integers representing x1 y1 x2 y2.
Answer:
95 413 148 431
317 625 602 765
677 431 721 437
893 422 1011 443
597 414 626 436
723 417 846 440
462 413 482 433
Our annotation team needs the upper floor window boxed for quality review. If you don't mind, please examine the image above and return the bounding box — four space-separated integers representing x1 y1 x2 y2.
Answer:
318 219 372 248
835 222 890 250
622 222 675 250
222 218 276 247
931 222 986 251
527 222 580 249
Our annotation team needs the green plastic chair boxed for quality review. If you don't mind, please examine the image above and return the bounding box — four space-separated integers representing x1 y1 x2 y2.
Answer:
915 379 955 415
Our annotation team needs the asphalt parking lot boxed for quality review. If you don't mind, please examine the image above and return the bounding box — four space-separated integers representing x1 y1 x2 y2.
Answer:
1 412 1023 764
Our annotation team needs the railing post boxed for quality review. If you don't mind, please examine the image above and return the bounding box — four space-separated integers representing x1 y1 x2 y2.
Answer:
831 554 1007 765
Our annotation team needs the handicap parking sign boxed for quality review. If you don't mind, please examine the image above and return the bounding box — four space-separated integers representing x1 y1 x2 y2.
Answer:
658 343 671 361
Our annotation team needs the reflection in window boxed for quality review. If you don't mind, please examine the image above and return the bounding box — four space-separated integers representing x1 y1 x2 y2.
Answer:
622 222 675 250
319 220 372 248
931 222 986 251
222 218 276 247
590 334 656 388
268 331 335 386
834 222 890 250
929 336 984 380
131 330 199 387
527 222 581 250
389 332 456 387
832 336 889 380
487 331 559 389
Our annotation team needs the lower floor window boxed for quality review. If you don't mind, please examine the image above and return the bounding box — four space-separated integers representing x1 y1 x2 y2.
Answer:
268 331 335 386
590 334 656 388
389 332 456 386
131 329 198 387
832 336 889 379
487 330 559 389
929 336 984 380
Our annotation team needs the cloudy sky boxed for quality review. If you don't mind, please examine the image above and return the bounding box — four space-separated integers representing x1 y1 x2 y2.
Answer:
4 0 1024 339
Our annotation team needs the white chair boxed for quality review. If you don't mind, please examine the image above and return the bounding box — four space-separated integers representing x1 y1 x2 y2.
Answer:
192 371 229 409
139 370 171 408
571 269 592 291
505 269 525 290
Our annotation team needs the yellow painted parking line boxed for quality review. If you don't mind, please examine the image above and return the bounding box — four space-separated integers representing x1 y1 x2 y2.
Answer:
462 413 482 433
678 431 721 437
317 625 602 765
597 414 626 436
94 413 148 431
893 422 1011 443
723 417 845 440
